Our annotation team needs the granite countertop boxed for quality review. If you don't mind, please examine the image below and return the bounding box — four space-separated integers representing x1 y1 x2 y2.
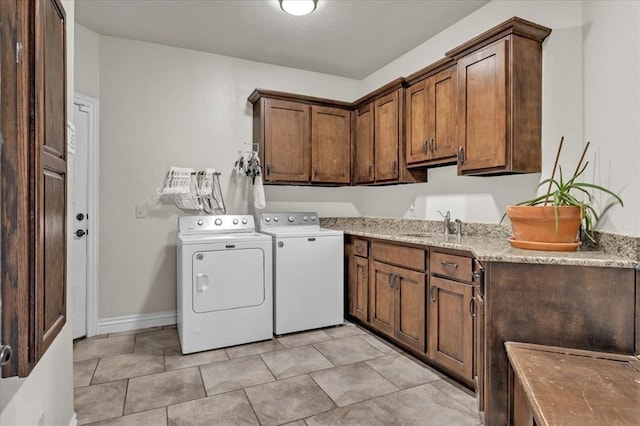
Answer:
322 221 638 269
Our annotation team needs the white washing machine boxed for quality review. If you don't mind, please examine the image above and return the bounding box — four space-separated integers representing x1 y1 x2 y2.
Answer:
177 215 273 354
257 212 343 335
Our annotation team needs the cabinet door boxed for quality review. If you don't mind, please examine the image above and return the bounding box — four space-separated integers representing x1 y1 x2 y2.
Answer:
374 90 400 181
431 66 458 161
354 103 374 184
474 287 485 412
457 39 508 173
264 98 310 182
352 256 369 323
405 80 429 164
395 268 426 352
428 276 473 382
311 105 350 184
369 261 395 337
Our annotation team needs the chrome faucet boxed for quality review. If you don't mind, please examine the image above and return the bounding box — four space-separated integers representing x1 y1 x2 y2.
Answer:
455 218 463 238
437 210 451 235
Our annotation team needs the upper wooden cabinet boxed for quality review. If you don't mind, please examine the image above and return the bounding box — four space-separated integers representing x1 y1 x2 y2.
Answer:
249 90 351 185
446 17 551 175
352 81 426 185
405 60 458 167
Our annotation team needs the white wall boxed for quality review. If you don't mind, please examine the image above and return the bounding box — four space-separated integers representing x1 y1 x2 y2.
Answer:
0 1 75 425
74 23 99 98
96 36 360 318
582 1 640 236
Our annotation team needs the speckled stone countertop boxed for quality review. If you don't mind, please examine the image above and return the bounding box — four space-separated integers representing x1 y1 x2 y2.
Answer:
321 217 639 269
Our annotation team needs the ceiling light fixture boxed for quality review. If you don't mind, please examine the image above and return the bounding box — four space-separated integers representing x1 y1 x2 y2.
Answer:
279 0 317 16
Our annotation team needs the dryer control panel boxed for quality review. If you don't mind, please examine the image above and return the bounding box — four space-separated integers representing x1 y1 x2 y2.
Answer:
178 215 255 234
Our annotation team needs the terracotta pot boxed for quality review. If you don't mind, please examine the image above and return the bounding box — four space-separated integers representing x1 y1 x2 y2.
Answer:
506 205 581 243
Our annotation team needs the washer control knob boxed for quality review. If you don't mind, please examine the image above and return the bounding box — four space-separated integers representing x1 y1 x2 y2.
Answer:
214 218 223 226
310 215 317 221
197 219 204 226
233 218 239 225
288 216 295 223
265 217 271 222
303 216 309 221
242 218 248 224
273 217 279 222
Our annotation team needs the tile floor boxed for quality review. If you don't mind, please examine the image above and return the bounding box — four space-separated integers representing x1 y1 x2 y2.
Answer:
73 323 482 425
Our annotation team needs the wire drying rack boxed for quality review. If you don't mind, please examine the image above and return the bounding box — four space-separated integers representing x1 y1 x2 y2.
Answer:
159 167 226 214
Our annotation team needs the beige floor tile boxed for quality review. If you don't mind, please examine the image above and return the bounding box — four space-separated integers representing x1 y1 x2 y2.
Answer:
164 345 227 371
134 329 179 352
310 362 398 407
74 358 98 388
74 380 127 425
356 334 398 355
245 375 335 425
277 329 332 348
260 345 333 379
92 349 164 384
74 335 135 362
167 390 259 426
324 324 365 339
86 407 167 426
430 377 480 415
365 354 442 389
281 421 307 426
373 383 479 425
124 368 205 415
200 355 274 396
313 336 384 366
225 338 283 359
305 399 396 425
108 326 162 337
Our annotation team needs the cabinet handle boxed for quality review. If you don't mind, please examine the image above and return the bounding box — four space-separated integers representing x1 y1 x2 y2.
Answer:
430 285 436 303
440 261 458 269
457 147 464 164
388 274 393 288
391 160 397 175
423 140 428 154
369 164 374 177
266 162 271 175
355 245 363 253
313 165 318 177
430 138 435 153
393 274 399 290
469 296 476 317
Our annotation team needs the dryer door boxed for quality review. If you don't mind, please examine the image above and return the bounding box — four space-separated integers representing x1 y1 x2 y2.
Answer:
192 248 265 313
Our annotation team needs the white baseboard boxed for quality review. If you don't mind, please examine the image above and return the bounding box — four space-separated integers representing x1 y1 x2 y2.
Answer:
96 310 177 335
68 412 78 426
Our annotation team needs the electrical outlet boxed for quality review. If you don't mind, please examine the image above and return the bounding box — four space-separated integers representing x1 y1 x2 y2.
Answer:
135 205 147 219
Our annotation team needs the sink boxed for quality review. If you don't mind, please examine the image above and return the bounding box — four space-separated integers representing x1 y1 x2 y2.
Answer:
400 232 436 238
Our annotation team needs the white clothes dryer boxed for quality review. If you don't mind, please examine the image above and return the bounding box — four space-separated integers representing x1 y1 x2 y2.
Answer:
177 215 272 354
257 212 343 335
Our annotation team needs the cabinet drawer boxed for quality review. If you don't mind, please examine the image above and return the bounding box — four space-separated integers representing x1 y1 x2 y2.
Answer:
371 242 425 271
353 238 368 258
430 251 472 281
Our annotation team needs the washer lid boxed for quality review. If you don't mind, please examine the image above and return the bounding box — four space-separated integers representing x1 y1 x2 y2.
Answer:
178 231 272 245
258 228 343 238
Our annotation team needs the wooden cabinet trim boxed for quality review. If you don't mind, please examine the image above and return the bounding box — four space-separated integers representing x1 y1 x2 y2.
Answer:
371 241 425 271
352 77 404 109
445 16 551 60
353 238 368 258
405 57 456 86
248 88 351 108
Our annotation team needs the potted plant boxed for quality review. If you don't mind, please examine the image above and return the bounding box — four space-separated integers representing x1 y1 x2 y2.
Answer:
504 138 623 251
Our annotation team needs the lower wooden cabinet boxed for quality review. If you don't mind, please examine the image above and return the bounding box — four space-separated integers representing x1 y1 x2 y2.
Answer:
350 256 369 322
370 260 426 352
428 276 474 382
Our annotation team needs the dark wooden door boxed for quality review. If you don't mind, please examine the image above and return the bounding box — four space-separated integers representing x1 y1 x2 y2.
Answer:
457 39 507 172
431 66 458 161
311 105 350 184
352 256 369 323
369 261 395 338
263 98 310 182
428 276 473 382
395 267 426 352
374 90 400 181
405 80 429 164
353 103 374 184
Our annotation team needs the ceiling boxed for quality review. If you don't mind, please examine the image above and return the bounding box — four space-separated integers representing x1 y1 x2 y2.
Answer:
75 0 489 80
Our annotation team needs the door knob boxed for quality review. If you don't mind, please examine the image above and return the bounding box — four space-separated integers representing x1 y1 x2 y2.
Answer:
75 229 87 237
